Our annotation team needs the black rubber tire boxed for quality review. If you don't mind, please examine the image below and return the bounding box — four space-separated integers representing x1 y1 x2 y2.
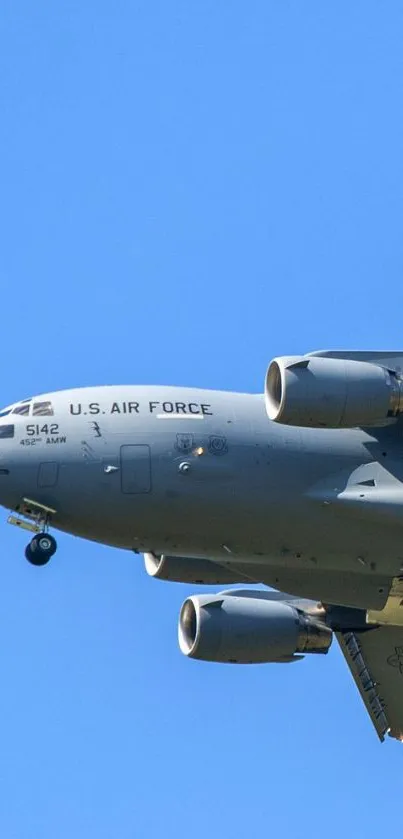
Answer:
25 533 57 566
25 543 51 566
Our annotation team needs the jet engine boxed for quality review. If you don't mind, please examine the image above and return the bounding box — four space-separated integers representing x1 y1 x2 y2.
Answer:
178 592 332 663
265 355 403 428
144 553 249 584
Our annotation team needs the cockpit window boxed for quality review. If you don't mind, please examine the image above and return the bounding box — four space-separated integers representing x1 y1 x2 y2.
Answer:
32 401 54 416
12 404 30 416
0 425 14 438
0 398 32 417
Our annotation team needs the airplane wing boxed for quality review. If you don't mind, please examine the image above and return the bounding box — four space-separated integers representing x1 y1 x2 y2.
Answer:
337 627 403 742
227 562 403 742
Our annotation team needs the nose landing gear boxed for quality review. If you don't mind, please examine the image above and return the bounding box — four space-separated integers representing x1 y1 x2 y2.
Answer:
25 533 57 566
7 497 58 566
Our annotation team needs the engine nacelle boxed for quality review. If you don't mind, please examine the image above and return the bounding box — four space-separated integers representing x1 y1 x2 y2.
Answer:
264 355 403 428
144 553 249 585
178 593 332 663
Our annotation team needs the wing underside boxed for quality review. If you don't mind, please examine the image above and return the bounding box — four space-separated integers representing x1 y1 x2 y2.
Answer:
337 627 403 742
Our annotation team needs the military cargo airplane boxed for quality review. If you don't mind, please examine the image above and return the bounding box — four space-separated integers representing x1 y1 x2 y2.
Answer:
1 348 403 741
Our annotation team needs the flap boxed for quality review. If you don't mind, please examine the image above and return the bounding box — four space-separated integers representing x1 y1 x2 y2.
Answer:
249 565 390 611
337 626 403 742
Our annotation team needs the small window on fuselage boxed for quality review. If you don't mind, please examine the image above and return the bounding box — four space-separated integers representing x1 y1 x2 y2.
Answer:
32 401 54 416
0 425 14 438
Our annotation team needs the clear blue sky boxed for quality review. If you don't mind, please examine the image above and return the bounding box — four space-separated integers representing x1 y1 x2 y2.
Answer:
1 1 403 836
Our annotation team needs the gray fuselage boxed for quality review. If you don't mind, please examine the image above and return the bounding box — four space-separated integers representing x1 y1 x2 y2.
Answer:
0 385 402 607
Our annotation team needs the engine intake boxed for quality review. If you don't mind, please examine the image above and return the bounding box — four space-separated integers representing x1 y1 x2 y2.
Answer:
178 593 332 663
265 355 403 428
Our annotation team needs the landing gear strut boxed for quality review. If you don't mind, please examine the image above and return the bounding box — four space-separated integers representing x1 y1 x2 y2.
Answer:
7 497 58 566
25 532 57 566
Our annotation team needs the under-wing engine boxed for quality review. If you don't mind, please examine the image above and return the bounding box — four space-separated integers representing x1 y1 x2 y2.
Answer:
144 553 250 584
265 354 403 428
178 591 332 663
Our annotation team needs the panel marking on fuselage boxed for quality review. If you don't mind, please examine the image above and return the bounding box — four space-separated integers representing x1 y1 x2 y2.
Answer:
387 646 403 674
175 434 194 453
208 436 228 455
69 400 213 416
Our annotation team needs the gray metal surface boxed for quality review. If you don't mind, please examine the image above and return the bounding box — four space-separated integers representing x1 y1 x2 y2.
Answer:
337 627 403 742
0 349 403 740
